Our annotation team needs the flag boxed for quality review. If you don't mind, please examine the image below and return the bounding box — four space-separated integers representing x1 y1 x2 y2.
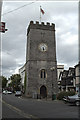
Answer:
40 7 45 15
40 6 45 22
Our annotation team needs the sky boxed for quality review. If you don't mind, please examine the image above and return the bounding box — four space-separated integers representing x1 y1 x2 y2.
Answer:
1 0 79 78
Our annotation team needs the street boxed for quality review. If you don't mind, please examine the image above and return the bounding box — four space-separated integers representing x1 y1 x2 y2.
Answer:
2 94 79 119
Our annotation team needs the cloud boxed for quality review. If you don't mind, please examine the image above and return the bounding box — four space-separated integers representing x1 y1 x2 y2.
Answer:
1 1 78 78
2 50 25 77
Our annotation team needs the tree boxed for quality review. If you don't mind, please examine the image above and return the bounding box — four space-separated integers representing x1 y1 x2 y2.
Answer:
10 74 21 91
2 76 7 89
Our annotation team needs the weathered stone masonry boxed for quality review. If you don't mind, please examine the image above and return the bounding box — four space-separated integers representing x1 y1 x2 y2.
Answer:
25 21 59 98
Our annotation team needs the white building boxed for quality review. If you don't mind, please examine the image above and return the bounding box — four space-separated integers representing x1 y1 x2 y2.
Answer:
6 79 11 87
57 65 64 80
19 64 26 91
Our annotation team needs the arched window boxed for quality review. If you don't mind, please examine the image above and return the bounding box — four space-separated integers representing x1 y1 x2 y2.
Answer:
40 69 46 78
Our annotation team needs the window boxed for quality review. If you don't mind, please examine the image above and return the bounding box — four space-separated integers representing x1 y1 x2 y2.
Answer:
40 69 46 78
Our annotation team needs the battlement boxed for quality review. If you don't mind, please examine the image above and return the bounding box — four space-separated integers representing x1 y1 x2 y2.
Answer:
27 21 55 35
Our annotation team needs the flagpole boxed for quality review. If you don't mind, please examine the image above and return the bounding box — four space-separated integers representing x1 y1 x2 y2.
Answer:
40 6 41 23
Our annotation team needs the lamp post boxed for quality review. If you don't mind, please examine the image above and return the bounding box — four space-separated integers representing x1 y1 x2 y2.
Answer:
50 67 55 100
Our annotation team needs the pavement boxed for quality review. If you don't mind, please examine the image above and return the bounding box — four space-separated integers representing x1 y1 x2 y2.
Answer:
21 94 63 103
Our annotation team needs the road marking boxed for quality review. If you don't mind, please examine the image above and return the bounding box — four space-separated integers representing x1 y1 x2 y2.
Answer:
2 100 40 119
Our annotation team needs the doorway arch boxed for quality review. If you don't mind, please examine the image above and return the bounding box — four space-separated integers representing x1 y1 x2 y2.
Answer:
40 85 47 98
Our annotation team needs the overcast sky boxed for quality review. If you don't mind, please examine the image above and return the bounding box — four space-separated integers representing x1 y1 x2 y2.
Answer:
1 0 79 78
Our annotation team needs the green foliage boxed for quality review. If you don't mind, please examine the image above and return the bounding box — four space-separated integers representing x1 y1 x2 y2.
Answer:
2 76 7 88
10 74 21 91
24 71 27 93
8 82 12 87
57 91 75 100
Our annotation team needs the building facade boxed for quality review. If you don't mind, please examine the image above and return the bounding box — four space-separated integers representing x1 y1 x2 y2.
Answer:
19 64 26 92
25 21 59 98
57 65 64 92
61 67 76 92
75 62 80 92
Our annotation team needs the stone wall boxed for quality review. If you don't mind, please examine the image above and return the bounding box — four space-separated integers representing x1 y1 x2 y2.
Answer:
25 21 58 98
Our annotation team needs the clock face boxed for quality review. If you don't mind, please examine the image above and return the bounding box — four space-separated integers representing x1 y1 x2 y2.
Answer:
39 43 48 52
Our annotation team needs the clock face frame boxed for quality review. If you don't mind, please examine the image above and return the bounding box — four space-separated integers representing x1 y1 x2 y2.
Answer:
39 43 48 52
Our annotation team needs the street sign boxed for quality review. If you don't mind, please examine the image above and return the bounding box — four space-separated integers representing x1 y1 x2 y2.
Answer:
0 22 8 33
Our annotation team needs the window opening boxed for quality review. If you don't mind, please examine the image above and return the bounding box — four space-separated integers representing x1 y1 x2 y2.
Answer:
40 69 46 78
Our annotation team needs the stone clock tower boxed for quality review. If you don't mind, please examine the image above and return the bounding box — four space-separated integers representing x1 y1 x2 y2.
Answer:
25 21 58 98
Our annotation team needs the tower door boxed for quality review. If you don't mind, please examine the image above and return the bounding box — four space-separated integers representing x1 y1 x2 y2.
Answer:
40 85 47 98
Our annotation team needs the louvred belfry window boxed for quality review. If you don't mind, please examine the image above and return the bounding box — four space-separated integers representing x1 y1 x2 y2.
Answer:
40 69 46 78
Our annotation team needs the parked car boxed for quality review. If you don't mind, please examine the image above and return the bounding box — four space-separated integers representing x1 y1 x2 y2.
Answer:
63 93 80 106
3 90 12 94
6 91 12 94
3 90 7 94
15 91 21 96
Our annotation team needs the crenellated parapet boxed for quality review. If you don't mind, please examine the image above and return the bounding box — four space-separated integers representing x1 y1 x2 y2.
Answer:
27 21 55 35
